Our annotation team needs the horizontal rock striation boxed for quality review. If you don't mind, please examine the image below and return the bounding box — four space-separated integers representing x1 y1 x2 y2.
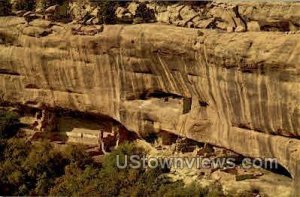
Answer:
0 14 299 191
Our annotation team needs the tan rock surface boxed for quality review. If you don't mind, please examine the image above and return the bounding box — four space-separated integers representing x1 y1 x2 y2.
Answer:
155 1 300 32
0 14 299 193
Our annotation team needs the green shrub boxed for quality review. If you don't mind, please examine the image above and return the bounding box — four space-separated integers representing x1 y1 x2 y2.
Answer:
156 182 210 197
98 1 118 24
62 144 94 169
0 139 227 196
0 138 31 195
135 2 155 23
95 0 127 24
36 0 55 10
35 0 67 10
93 142 147 195
0 140 68 195
0 0 11 16
0 110 20 139
50 142 148 196
0 139 6 159
22 141 68 195
11 0 36 11
49 163 99 196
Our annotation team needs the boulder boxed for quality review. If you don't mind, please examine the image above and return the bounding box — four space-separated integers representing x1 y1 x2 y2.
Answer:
23 11 39 23
167 4 184 24
247 21 260 32
175 20 185 27
115 7 133 23
187 21 194 28
156 11 170 24
115 7 128 17
234 17 246 32
226 26 234 32
14 10 27 17
51 25 64 33
235 26 246 32
208 5 246 32
127 2 139 16
69 2 98 23
22 26 52 37
45 5 59 14
216 21 229 31
179 5 199 21
195 18 215 29
289 22 299 32
23 11 34 17
85 17 98 25
29 19 52 28
44 4 69 21
35 8 43 14
71 25 103 36
238 2 300 31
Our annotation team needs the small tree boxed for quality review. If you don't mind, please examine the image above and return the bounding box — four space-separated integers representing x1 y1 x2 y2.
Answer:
62 144 94 169
0 0 11 16
22 141 68 195
0 110 20 139
98 1 118 24
11 0 36 11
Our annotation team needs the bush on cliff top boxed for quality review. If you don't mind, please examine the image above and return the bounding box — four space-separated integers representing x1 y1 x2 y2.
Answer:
0 0 11 16
35 0 63 10
11 0 67 11
11 0 36 11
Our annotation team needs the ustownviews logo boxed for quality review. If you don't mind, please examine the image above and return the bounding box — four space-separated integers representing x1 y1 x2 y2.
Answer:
116 155 278 170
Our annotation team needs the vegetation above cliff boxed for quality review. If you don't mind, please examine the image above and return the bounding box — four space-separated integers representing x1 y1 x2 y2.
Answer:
2 0 157 24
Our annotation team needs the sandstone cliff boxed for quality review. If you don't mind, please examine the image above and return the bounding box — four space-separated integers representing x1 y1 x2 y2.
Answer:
0 1 299 194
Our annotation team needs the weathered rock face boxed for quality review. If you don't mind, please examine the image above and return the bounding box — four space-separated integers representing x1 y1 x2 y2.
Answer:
0 2 299 191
